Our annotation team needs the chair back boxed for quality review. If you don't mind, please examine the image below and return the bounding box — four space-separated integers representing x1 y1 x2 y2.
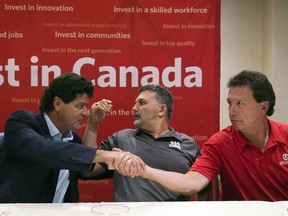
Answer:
0 133 4 147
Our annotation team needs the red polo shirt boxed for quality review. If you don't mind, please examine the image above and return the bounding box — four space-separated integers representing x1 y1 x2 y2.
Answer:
191 119 288 201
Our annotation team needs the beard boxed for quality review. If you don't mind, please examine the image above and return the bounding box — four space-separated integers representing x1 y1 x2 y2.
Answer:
134 118 142 129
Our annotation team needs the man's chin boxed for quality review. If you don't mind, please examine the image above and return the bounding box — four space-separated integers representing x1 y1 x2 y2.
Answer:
73 124 83 131
134 120 142 129
231 123 242 131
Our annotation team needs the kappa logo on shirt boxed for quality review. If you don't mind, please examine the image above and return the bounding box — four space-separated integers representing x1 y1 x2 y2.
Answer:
168 141 181 150
279 153 288 165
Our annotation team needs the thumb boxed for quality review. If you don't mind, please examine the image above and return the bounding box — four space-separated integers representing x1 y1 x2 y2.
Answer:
106 157 116 170
112 147 123 152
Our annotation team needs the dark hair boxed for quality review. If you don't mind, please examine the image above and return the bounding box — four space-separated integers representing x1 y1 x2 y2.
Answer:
227 70 275 116
39 72 94 112
138 84 173 121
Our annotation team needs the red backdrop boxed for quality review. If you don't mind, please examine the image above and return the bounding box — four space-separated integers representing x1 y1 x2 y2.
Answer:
0 0 220 202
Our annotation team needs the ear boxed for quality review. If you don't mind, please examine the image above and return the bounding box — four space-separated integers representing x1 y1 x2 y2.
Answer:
53 97 63 112
158 104 167 118
260 101 270 114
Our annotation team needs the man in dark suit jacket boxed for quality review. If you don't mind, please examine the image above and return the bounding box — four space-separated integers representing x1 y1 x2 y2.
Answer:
0 72 144 203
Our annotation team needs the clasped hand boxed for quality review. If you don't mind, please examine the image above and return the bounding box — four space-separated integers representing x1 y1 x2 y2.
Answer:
106 148 145 178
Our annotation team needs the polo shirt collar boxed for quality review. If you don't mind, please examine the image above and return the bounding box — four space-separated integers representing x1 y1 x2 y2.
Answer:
231 127 248 152
134 127 182 141
232 119 285 152
268 119 287 145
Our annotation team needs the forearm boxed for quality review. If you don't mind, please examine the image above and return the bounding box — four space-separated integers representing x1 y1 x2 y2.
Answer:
142 166 206 197
83 99 112 147
81 163 107 178
92 149 109 163
83 122 98 147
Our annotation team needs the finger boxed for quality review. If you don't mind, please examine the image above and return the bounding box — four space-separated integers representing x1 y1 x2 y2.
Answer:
131 156 145 177
106 151 124 170
113 154 129 174
120 154 138 176
107 157 116 170
117 155 132 175
123 158 137 177
112 147 123 152
130 163 139 178
97 99 112 112
101 99 112 104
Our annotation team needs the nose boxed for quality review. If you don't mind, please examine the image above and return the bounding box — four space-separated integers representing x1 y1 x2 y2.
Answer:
228 103 237 117
82 106 89 116
132 103 137 112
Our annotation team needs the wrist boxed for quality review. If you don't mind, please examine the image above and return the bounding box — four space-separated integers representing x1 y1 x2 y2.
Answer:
93 149 105 163
87 121 98 131
142 165 152 179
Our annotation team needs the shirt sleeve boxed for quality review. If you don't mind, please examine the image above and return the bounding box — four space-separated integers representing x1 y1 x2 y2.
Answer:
190 141 221 181
97 132 119 170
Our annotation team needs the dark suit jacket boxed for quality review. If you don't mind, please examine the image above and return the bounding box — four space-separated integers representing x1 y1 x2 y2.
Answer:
0 110 97 203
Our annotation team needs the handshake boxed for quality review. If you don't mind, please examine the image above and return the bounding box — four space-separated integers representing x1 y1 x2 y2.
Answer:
99 148 146 178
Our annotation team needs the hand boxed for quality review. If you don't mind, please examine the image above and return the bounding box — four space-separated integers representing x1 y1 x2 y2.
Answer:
88 99 112 126
106 148 145 178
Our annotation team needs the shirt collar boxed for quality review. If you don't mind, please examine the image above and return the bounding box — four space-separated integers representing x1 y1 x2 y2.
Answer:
268 119 287 145
43 113 73 141
134 127 182 141
232 119 285 152
231 127 247 152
